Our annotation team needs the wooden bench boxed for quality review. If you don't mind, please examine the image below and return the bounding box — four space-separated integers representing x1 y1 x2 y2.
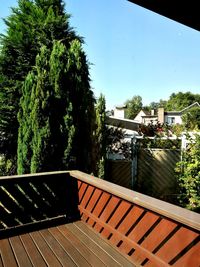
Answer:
0 171 199 266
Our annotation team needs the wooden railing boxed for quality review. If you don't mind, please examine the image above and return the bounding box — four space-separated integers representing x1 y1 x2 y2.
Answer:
0 172 79 238
0 170 199 266
71 171 200 267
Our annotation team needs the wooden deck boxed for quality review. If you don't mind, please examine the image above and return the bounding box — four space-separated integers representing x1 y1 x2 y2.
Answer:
0 221 134 267
0 170 199 266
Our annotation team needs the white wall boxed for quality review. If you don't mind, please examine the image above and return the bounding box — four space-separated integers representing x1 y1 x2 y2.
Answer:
114 108 125 118
164 115 182 125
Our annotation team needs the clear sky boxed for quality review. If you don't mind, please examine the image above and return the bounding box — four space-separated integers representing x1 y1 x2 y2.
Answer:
1 0 200 110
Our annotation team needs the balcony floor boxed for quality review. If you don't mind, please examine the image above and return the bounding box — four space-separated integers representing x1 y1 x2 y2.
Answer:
0 221 134 267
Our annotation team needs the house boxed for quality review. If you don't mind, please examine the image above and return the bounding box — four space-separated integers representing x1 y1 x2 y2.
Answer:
134 109 158 125
134 102 200 125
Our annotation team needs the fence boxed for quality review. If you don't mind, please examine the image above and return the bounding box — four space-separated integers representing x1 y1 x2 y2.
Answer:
136 149 181 203
106 147 181 204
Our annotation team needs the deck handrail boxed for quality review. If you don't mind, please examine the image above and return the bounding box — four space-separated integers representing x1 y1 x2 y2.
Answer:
69 170 200 231
0 169 199 231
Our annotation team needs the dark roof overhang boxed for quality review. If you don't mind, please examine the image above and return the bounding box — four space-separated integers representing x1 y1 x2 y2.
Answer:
128 0 199 32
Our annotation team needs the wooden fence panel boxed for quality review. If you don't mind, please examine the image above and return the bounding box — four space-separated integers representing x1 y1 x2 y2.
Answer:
105 160 132 189
137 149 181 202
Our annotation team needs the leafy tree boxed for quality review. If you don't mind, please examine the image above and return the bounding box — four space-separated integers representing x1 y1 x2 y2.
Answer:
17 35 95 174
106 127 132 160
182 106 200 130
94 94 106 178
66 40 95 172
175 134 200 212
149 99 167 110
124 95 143 119
18 42 76 174
166 92 200 111
0 0 81 173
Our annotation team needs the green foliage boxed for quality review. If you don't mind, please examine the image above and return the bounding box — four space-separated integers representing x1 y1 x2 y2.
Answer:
149 99 167 110
182 106 200 130
106 127 132 160
175 134 200 212
170 124 185 137
0 155 16 176
17 72 36 174
166 92 200 111
66 39 95 172
18 41 77 174
0 0 80 172
1 0 96 174
94 94 106 178
124 95 142 119
139 137 181 149
138 122 181 149
17 38 95 174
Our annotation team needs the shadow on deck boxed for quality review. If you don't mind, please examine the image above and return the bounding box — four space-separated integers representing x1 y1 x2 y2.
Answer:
0 171 199 266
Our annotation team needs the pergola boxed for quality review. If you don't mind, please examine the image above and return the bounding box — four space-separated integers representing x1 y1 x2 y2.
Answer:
128 0 199 32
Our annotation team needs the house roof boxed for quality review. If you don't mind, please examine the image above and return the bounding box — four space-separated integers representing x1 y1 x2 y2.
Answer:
128 0 199 32
165 102 200 115
180 102 200 113
106 116 140 131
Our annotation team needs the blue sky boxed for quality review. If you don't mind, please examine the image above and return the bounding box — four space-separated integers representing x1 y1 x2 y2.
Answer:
1 0 200 110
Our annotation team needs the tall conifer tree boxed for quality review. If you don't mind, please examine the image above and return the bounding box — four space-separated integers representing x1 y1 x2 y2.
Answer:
0 0 95 174
95 94 106 178
0 0 80 171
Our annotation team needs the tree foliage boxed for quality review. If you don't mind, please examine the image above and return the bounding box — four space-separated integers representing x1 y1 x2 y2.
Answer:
18 42 77 174
182 106 200 130
0 0 80 170
175 134 200 212
1 0 96 174
166 92 200 111
94 94 106 178
124 95 142 119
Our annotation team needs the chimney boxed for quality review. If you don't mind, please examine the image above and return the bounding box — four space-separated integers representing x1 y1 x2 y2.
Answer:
151 109 155 116
113 105 126 119
158 108 164 123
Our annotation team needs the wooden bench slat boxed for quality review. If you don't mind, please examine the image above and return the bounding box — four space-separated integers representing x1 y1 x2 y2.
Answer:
40 229 78 267
78 182 88 203
154 227 199 263
30 231 62 267
56 225 105 267
83 188 103 212
46 227 90 267
9 236 33 267
66 222 127 267
20 233 47 267
0 239 18 267
106 200 132 228
73 221 135 267
79 184 95 209
79 204 169 267
130 218 178 265
173 240 200 267
0 256 3 267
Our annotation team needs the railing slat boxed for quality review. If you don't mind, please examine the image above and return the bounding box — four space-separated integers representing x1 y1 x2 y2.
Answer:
73 171 200 267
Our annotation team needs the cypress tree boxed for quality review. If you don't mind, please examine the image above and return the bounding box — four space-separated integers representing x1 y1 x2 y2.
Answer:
94 94 106 178
17 39 95 174
0 0 81 172
67 40 95 172
0 0 95 174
